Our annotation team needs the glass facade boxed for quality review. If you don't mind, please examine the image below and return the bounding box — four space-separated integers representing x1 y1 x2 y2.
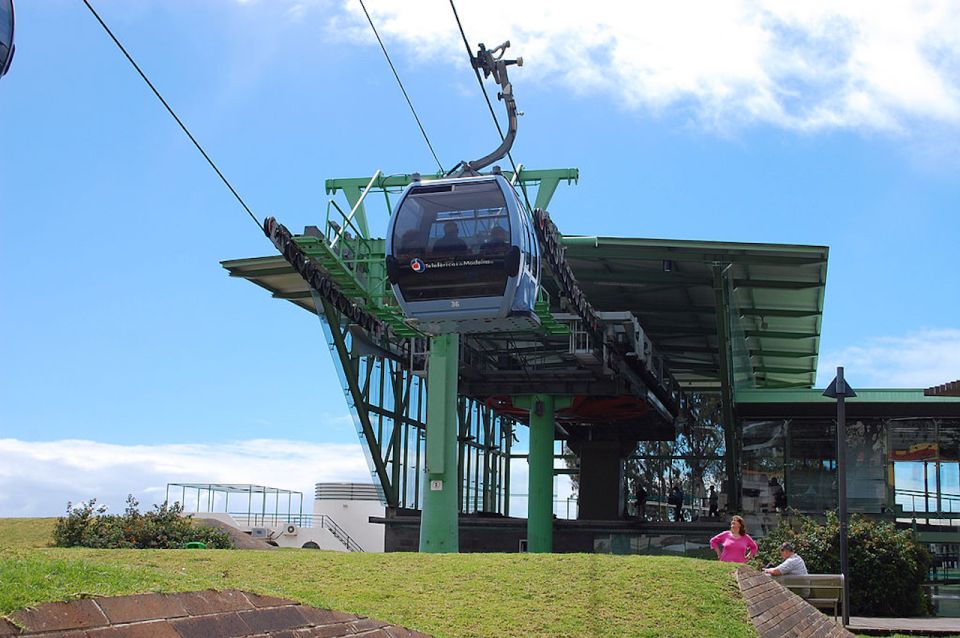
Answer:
739 417 960 518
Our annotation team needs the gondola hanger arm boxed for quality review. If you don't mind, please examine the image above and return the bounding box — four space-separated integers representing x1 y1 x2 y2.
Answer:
451 41 523 177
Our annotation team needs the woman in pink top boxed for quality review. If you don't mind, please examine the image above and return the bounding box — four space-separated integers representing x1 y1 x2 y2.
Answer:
709 515 758 563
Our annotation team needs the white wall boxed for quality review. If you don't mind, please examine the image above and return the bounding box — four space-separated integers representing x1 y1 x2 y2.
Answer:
314 498 385 552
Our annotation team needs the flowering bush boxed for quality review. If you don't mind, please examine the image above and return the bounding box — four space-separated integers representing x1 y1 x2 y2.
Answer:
755 510 931 616
53 495 233 549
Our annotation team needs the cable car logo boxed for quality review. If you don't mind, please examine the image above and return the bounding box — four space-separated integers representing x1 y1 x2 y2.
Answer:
410 258 426 273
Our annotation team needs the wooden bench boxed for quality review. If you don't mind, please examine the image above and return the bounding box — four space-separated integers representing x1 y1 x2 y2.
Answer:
777 574 844 619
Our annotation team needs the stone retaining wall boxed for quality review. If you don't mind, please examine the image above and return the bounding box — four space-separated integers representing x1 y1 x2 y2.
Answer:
736 567 852 638
0 589 431 638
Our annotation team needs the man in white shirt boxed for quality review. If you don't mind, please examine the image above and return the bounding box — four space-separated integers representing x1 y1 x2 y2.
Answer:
764 542 808 576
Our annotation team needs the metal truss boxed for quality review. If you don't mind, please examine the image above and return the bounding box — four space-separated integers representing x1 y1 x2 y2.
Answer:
314 290 518 513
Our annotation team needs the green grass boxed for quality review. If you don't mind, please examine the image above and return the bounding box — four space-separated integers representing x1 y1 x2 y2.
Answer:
0 519 752 638
0 518 55 549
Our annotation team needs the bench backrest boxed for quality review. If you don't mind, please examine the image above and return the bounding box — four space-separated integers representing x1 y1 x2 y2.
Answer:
778 574 844 601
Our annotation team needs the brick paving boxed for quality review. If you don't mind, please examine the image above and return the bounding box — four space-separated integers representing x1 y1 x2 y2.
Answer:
0 590 432 638
736 567 852 638
847 615 960 636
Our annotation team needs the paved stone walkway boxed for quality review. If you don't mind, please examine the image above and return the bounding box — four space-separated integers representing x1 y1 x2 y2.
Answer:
737 567 852 638
848 615 960 636
0 589 431 637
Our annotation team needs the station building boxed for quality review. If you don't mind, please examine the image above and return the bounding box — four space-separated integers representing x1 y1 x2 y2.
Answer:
221 170 960 563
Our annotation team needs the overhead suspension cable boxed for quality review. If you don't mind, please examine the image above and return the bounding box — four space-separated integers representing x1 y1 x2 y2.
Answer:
80 0 261 231
358 0 445 174
447 0 533 212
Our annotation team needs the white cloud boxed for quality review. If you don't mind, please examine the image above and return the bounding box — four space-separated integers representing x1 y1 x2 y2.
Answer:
0 438 371 517
817 328 960 388
319 0 960 134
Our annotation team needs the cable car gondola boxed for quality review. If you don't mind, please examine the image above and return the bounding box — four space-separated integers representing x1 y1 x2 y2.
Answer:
385 172 540 334
0 0 15 79
385 41 539 335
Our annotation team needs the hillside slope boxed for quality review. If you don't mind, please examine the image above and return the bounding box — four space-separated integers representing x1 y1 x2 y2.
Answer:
0 518 752 638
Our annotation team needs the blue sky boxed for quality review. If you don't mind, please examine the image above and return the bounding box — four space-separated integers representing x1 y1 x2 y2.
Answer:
1 1 958 515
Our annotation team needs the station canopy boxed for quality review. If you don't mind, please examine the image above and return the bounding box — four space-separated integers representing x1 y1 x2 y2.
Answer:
557 236 827 391
223 235 827 392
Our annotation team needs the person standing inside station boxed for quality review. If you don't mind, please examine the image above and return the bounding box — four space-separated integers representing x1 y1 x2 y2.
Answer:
708 485 719 518
669 484 684 522
710 515 758 563
635 480 647 521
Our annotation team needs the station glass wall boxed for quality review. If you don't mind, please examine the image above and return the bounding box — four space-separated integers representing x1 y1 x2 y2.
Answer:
739 417 960 517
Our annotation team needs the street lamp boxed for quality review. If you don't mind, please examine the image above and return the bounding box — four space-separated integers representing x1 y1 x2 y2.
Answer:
823 366 856 627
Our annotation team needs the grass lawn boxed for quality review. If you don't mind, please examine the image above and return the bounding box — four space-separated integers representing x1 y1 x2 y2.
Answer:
0 518 753 638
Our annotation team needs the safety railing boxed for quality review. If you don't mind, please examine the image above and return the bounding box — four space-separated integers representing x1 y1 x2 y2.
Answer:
895 488 960 514
228 512 364 552
319 169 393 303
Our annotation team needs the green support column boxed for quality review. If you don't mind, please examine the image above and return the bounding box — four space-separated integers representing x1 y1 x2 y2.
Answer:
514 394 572 553
419 333 460 553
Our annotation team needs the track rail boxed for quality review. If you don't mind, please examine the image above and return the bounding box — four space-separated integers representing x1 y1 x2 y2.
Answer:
533 208 681 418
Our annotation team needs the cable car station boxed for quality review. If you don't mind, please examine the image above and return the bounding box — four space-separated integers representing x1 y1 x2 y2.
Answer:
223 165 959 555
222 39 959 556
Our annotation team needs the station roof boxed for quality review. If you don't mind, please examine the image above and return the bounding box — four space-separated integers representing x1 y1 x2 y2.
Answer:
735 388 960 419
222 235 828 392
556 236 827 391
736 388 960 404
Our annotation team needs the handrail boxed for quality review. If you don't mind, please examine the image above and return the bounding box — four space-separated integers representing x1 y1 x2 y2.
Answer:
893 487 960 517
320 515 365 552
226 512 365 552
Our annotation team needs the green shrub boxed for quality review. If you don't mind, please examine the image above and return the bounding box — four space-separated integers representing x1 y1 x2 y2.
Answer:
53 495 233 549
755 510 931 616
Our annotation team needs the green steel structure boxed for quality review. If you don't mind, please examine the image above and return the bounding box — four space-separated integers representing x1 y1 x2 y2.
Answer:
222 166 834 551
225 169 583 527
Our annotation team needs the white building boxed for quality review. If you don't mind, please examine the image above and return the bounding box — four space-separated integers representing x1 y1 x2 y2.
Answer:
313 482 385 553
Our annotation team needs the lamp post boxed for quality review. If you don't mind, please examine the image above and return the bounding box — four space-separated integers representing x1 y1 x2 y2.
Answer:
823 366 856 627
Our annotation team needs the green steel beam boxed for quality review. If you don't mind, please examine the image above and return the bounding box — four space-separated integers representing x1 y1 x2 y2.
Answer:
743 330 819 339
229 266 294 278
736 388 960 404
325 169 579 194
566 268 823 293
670 362 721 372
272 290 312 300
324 169 579 224
420 333 461 553
757 380 819 389
755 365 818 375
713 264 740 512
585 303 820 318
513 394 572 553
562 235 827 256
665 349 818 365
740 308 822 318
749 350 817 359
733 279 823 290
562 242 827 267
314 294 396 507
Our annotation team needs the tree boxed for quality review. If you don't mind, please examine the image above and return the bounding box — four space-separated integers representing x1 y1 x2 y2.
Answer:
756 511 931 616
627 393 725 519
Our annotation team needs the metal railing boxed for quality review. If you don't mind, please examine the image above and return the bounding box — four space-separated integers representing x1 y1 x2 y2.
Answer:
320 515 365 552
896 488 960 513
228 512 364 552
